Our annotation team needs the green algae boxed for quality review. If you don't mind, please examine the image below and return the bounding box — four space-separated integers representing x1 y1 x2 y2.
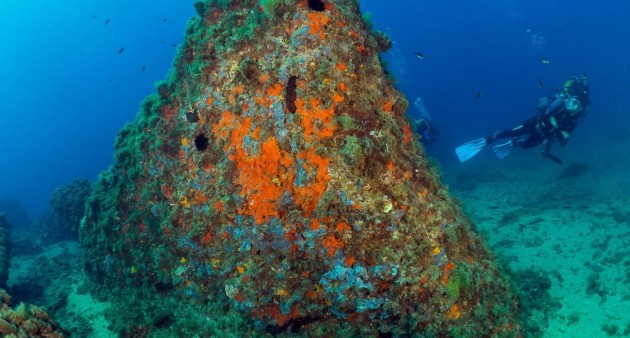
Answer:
340 135 365 165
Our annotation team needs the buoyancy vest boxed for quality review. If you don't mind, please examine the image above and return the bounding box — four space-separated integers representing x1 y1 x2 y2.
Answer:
535 94 584 146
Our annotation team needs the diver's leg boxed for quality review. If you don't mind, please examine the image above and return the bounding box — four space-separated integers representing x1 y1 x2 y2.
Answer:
515 134 543 149
486 118 537 144
512 118 545 148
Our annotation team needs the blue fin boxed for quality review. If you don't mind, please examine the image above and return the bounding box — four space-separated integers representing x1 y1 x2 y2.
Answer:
492 140 514 159
492 136 528 159
455 138 487 162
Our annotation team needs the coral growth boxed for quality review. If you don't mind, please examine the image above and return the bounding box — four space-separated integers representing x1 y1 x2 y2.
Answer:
0 288 66 337
81 0 521 336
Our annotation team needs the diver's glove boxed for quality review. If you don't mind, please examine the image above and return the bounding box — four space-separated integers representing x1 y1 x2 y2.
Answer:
557 131 571 146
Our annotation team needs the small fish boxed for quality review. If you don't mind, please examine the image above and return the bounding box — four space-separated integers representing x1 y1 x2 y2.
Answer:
539 57 550 64
162 17 168 22
475 90 483 99
171 43 177 47
414 51 424 60
142 65 146 72
104 18 110 25
538 79 544 88
91 15 97 19
118 47 125 54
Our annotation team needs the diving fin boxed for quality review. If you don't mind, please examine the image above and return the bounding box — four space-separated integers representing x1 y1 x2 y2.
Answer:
492 135 528 159
455 138 487 162
492 140 514 159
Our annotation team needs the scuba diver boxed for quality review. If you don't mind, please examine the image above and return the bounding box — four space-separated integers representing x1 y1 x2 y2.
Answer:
415 117 440 145
455 73 590 165
412 97 440 145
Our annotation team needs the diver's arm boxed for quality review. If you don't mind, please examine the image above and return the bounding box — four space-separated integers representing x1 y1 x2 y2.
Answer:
556 130 571 146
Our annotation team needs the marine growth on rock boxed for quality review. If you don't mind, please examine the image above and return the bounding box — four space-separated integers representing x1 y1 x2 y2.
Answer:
81 0 521 335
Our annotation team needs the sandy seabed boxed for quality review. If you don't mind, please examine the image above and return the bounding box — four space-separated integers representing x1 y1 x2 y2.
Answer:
445 134 630 337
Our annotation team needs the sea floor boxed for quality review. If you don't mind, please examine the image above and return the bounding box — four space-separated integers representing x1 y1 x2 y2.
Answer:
444 136 630 337
8 239 116 337
7 139 630 337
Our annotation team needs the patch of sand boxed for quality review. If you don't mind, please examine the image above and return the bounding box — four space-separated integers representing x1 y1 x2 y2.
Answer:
446 142 630 337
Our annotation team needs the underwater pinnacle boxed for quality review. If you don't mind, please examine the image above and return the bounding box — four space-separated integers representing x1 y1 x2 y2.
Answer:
81 0 521 335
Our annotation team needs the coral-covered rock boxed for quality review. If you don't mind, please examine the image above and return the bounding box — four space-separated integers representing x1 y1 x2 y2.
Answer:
0 214 10 289
81 0 521 335
0 288 66 337
41 179 91 244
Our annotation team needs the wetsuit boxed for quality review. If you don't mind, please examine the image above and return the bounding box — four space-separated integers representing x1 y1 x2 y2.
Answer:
489 94 584 149
491 116 544 149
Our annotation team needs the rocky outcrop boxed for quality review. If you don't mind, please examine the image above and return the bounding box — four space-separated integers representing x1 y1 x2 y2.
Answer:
41 179 91 244
0 214 10 289
81 0 521 335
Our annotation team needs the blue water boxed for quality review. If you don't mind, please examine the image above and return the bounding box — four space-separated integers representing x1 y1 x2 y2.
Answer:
1 0 629 225
365 0 630 168
0 1 194 220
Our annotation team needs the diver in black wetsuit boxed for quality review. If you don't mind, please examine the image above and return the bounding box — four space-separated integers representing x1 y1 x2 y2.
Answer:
483 74 590 165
